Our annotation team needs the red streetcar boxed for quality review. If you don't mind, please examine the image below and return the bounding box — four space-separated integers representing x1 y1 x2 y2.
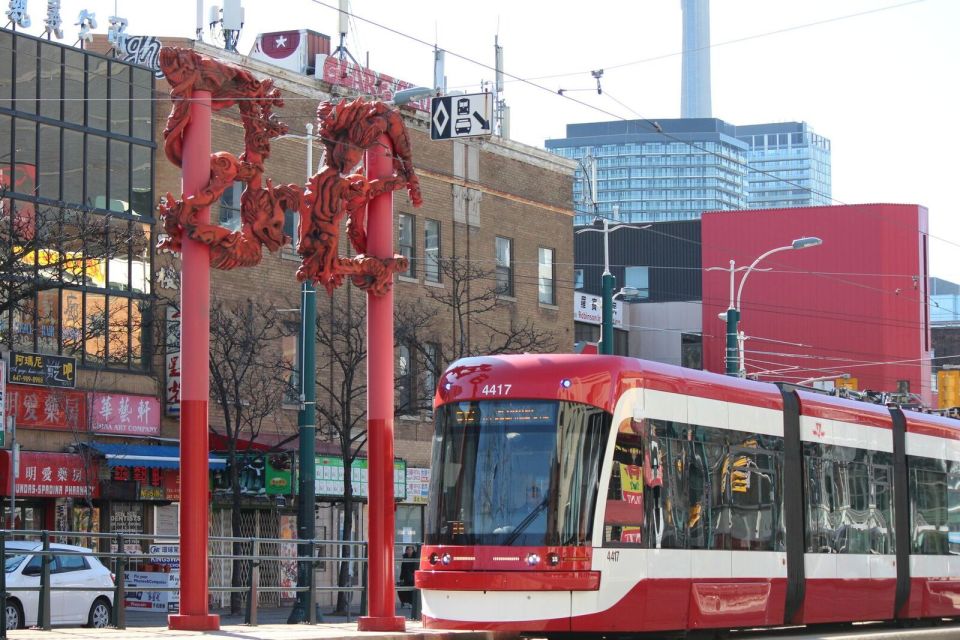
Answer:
416 354 960 635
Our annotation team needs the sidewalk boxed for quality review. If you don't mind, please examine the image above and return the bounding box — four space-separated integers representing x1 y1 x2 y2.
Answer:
5 609 507 640
5 621 503 640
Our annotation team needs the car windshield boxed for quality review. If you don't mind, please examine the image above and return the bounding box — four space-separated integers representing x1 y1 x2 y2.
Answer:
426 399 610 546
4 554 28 573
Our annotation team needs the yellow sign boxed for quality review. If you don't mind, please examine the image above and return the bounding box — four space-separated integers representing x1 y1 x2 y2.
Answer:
939 370 960 409
836 377 859 391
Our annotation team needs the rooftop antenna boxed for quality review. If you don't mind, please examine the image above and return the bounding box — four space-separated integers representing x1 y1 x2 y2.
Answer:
434 46 446 94
494 34 506 137
208 0 244 52
332 0 361 67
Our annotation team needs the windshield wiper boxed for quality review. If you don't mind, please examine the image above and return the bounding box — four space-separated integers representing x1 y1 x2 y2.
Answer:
504 497 549 546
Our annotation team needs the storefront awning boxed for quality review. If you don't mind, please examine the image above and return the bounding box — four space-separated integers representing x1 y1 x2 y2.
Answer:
87 444 227 470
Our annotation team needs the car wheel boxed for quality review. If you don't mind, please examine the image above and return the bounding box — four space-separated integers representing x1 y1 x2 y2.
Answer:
4 599 23 630
86 598 111 629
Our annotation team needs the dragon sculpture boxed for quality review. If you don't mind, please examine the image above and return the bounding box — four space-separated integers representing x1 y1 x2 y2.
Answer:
155 46 422 294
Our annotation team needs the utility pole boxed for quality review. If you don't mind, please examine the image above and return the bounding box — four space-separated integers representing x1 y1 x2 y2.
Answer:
289 124 318 624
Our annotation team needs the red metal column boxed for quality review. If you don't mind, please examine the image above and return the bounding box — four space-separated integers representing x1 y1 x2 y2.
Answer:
357 136 405 632
168 91 220 631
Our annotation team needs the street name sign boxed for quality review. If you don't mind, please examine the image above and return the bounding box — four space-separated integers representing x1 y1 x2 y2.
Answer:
430 93 494 140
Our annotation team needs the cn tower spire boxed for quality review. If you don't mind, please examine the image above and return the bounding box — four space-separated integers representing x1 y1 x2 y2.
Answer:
681 0 712 118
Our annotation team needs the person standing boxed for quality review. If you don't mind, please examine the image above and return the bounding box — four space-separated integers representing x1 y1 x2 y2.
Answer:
398 546 417 607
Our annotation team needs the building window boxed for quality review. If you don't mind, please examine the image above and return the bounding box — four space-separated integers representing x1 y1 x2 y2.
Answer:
283 208 298 252
424 219 440 283
574 269 584 290
281 327 299 406
397 344 415 413
538 247 555 305
218 181 242 232
624 266 650 299
681 332 702 370
398 213 415 278
495 236 513 296
423 342 440 406
0 36 155 372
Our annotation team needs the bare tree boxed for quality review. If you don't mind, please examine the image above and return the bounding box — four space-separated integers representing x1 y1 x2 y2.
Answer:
207 297 289 613
311 290 368 615
395 256 559 413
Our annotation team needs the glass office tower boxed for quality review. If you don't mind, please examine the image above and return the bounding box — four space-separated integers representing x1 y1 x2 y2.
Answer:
737 122 832 209
546 119 749 225
546 118 831 225
0 28 155 371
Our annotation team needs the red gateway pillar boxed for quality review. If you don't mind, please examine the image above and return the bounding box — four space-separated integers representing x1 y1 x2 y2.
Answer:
168 91 220 631
357 136 405 632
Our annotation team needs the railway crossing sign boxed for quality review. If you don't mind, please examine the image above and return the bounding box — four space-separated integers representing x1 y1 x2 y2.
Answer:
430 93 494 140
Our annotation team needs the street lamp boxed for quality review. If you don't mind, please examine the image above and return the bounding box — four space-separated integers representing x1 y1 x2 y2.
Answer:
576 219 650 355
282 124 319 625
390 86 434 106
709 237 822 377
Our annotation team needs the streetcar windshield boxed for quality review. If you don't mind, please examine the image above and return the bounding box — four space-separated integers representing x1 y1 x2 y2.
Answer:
426 399 610 546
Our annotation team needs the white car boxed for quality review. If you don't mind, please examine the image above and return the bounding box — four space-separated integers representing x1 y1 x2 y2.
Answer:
4 541 114 629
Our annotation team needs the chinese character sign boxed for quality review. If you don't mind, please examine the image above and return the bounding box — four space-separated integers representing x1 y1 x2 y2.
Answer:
165 306 180 416
89 393 160 435
7 351 76 388
3 385 86 430
0 451 95 498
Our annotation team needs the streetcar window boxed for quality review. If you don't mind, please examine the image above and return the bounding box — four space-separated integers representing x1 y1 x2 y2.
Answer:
908 456 950 555
427 400 610 546
804 443 895 555
603 419 784 552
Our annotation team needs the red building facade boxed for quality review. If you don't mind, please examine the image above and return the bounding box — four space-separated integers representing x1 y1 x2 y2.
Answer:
701 204 932 405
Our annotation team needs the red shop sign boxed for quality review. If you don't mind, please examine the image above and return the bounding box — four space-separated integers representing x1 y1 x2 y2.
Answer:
0 450 98 498
3 384 86 431
163 469 180 502
89 393 161 436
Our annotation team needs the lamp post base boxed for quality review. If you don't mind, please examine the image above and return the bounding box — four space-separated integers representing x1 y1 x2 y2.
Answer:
357 615 406 632
168 614 221 631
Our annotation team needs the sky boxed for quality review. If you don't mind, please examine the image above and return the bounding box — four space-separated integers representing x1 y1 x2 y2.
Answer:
42 0 960 282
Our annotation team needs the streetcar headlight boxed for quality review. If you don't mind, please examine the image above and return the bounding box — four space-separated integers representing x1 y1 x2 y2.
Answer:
428 553 439 565
525 553 541 566
560 378 572 389
444 382 453 391
547 552 560 566
441 553 453 566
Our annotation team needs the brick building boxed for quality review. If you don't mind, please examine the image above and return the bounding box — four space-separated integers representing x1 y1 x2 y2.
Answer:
1 24 574 608
88 32 570 605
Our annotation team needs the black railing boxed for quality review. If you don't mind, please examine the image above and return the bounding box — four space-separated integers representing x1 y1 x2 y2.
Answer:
0 529 420 635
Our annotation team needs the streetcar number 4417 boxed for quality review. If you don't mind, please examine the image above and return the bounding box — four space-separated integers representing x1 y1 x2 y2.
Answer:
481 384 512 396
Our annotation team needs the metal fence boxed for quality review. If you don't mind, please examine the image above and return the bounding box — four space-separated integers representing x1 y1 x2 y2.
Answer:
0 529 421 636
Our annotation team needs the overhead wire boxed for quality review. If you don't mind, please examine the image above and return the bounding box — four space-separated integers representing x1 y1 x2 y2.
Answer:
47 6 957 377
301 0 960 253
